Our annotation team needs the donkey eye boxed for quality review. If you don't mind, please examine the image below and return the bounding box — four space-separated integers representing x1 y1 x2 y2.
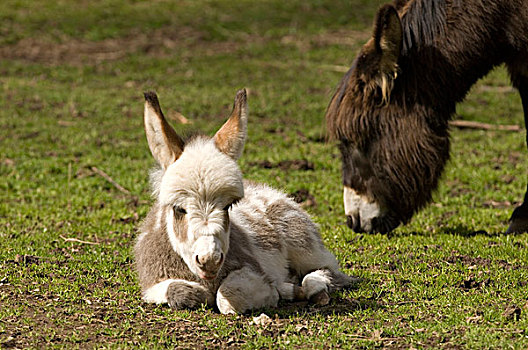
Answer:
174 206 187 215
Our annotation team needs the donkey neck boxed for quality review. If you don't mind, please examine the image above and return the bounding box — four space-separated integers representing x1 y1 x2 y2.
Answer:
397 0 517 111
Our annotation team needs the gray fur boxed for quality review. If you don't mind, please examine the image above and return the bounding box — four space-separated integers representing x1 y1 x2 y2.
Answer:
167 282 214 309
135 203 199 292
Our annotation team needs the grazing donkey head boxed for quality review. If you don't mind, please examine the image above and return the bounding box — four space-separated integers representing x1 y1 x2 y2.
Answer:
143 90 247 280
325 4 452 233
327 0 528 234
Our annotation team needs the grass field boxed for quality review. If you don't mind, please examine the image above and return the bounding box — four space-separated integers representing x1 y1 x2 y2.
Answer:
1 0 527 348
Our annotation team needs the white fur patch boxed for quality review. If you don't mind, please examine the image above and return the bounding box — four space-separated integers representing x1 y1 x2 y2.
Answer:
158 138 243 207
143 279 202 304
155 206 162 231
343 186 382 232
166 207 194 273
277 282 296 300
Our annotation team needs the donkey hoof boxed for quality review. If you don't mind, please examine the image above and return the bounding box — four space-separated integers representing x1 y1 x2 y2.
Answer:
309 290 330 306
506 217 528 234
293 285 306 301
216 297 238 315
507 204 528 234
167 283 209 310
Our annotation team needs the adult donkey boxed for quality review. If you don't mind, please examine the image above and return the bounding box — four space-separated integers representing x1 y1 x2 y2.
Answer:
325 0 528 234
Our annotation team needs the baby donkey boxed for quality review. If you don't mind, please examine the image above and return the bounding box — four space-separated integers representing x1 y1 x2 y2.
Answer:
135 89 352 314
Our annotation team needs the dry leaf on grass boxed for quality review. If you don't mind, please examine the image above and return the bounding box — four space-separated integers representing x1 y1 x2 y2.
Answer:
252 313 272 327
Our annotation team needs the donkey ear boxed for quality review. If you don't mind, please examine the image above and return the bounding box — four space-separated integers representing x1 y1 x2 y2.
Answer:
214 89 248 160
143 92 185 170
373 4 402 70
357 4 402 103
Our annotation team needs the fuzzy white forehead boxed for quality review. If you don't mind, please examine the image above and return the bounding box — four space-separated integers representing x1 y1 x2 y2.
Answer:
158 137 244 206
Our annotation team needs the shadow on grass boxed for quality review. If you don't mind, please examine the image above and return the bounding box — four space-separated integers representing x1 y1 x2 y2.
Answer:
263 297 382 319
435 224 505 237
260 278 383 318
384 223 517 238
335 221 512 238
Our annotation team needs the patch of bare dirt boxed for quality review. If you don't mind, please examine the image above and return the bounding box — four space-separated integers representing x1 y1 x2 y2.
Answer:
289 188 317 208
460 277 491 291
0 27 244 66
280 29 370 52
249 159 315 171
0 297 212 348
0 28 369 67
447 254 512 270
482 199 514 209
502 305 522 322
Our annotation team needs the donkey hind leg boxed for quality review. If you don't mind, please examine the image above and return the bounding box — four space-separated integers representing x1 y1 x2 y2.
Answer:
301 268 354 306
277 282 306 301
287 231 356 305
507 74 528 233
508 181 528 234
294 226 356 291
216 266 279 314
143 279 214 310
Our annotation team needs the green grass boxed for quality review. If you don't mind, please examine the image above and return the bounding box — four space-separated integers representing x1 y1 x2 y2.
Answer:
1 0 527 348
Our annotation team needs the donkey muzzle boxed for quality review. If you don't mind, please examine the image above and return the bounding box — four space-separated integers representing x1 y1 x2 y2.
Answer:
192 236 225 280
194 252 224 279
346 213 400 234
343 186 400 234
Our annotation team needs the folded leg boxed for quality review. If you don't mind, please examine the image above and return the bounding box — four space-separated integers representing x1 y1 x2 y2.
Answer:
216 267 279 314
143 279 214 310
301 268 354 305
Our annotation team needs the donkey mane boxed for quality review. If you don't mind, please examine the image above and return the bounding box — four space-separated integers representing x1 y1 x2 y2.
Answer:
326 0 461 142
398 0 455 53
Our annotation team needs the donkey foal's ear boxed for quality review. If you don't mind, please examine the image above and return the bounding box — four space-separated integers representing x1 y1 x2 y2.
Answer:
143 92 185 169
214 89 248 160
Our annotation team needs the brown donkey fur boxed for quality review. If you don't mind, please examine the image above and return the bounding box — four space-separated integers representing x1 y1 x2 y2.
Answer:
326 0 528 233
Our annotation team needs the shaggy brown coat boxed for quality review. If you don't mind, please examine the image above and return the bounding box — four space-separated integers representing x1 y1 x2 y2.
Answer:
326 0 528 233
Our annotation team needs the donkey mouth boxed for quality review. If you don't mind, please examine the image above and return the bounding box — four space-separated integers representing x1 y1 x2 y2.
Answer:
346 214 400 234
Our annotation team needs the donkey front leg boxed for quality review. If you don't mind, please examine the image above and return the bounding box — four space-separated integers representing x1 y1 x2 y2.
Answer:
216 267 279 314
143 279 215 310
507 74 528 233
508 185 528 233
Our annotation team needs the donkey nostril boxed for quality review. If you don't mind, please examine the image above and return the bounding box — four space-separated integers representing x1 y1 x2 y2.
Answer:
195 255 202 267
346 216 354 229
347 214 363 233
218 253 224 265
